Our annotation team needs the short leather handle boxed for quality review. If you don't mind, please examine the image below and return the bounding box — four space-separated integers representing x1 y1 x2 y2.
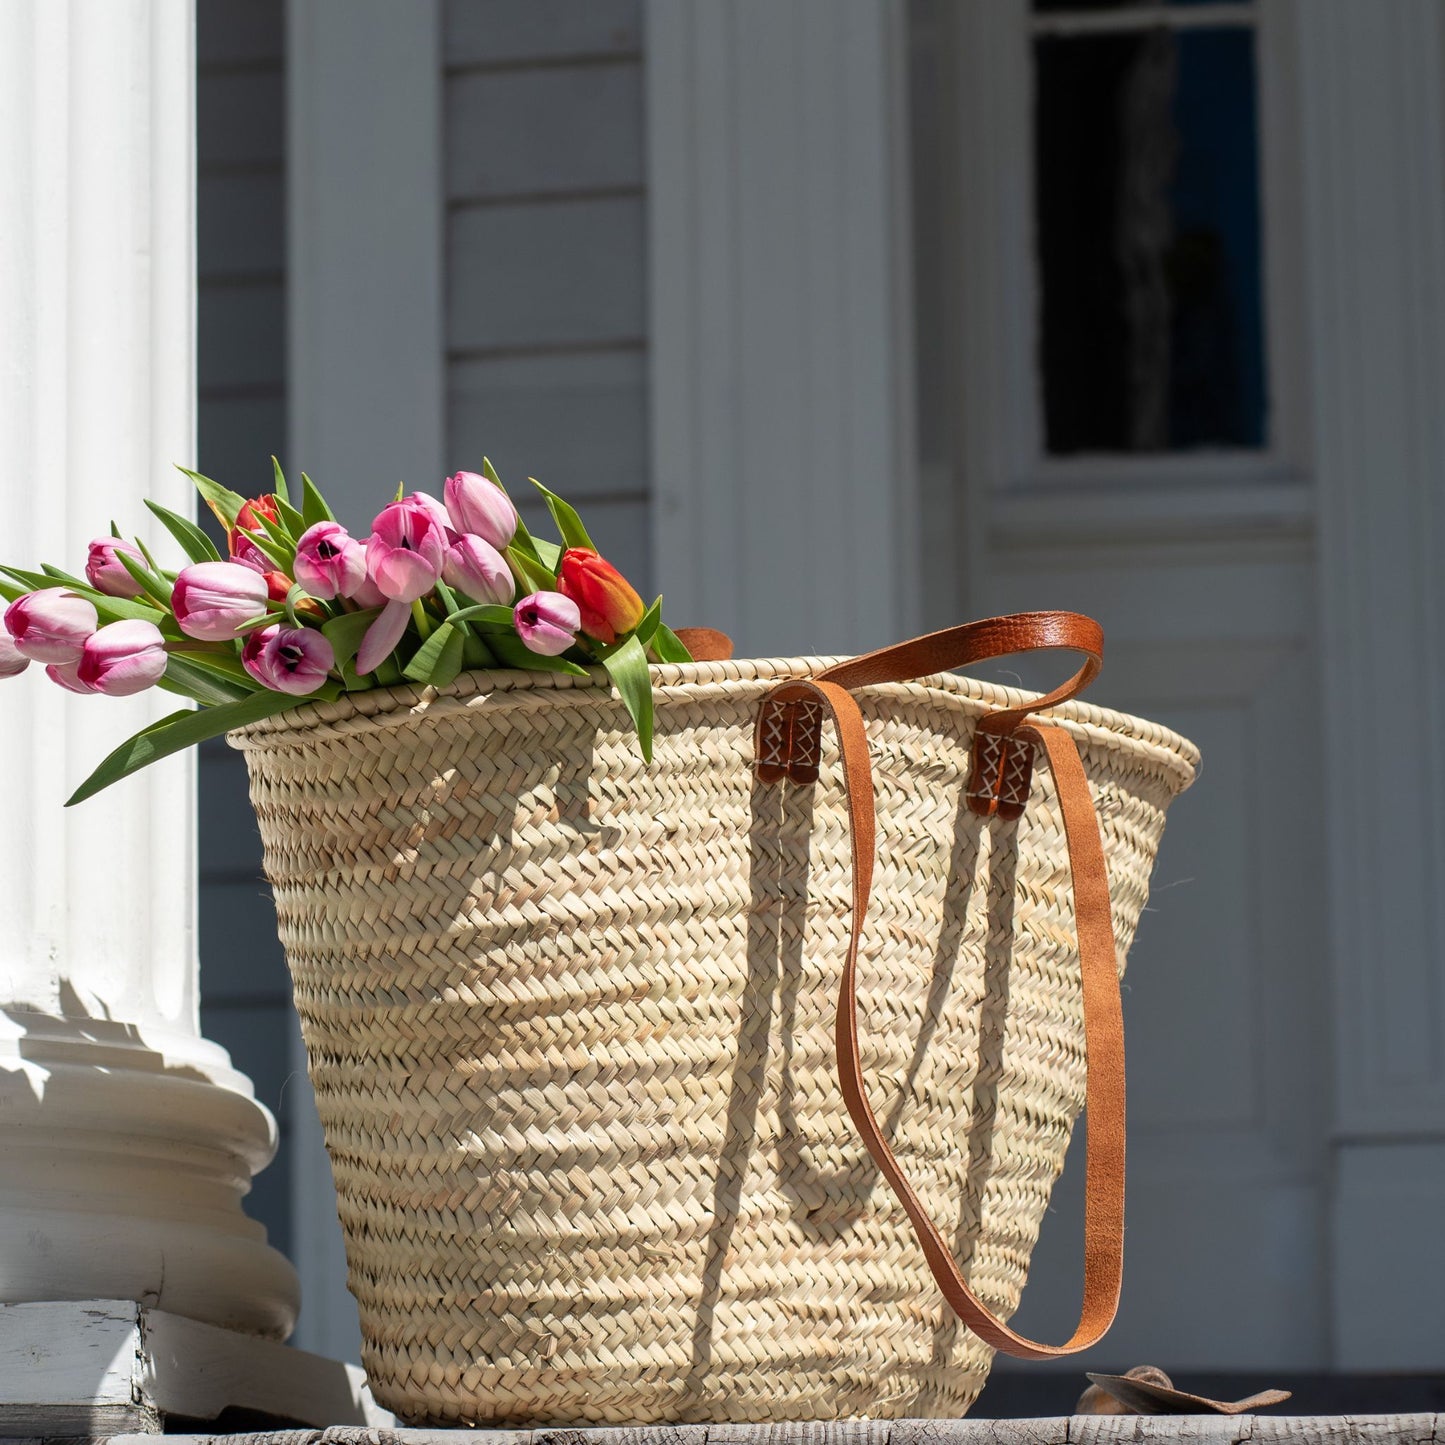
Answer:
754 611 1125 1358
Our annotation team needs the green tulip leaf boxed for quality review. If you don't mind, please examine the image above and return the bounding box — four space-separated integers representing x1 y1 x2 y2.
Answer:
300 473 335 529
144 499 222 564
403 621 465 689
650 623 694 665
529 478 594 553
161 655 256 706
116 551 176 610
487 630 592 677
182 467 248 531
447 602 516 627
634 596 662 649
505 545 558 596
270 456 291 507
600 633 653 763
66 685 336 806
321 607 382 670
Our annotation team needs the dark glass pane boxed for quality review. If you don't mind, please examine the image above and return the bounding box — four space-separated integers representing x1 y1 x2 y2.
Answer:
1034 27 1267 452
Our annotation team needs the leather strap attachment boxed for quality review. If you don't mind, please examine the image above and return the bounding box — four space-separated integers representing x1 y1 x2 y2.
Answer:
755 611 1102 803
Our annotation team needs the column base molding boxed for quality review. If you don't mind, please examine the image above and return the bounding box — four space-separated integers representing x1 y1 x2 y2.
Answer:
0 1010 299 1340
0 1300 389 1437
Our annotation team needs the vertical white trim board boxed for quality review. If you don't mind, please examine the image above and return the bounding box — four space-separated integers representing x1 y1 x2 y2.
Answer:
646 0 920 658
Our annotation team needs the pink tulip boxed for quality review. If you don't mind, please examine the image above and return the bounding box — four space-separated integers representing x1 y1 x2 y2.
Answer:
85 538 147 599
4 590 98 663
355 598 410 676
443 534 513 606
0 631 28 678
76 619 168 697
241 623 335 696
172 561 270 641
365 497 446 603
46 659 98 694
411 490 455 538
444 471 517 550
348 574 387 609
293 521 367 600
513 591 580 656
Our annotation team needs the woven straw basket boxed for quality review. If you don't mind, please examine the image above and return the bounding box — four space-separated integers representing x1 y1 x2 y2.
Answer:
230 621 1197 1427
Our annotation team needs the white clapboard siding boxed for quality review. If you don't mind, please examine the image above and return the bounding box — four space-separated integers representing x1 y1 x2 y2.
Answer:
195 0 292 1262
449 352 647 496
447 64 643 200
444 0 650 592
448 198 646 352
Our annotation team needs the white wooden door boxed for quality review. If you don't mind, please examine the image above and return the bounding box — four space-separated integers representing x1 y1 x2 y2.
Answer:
914 0 1332 1370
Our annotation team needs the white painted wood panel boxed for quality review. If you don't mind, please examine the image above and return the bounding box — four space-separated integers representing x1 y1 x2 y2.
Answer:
647 0 918 658
448 197 646 352
449 351 648 497
445 0 641 67
447 63 643 199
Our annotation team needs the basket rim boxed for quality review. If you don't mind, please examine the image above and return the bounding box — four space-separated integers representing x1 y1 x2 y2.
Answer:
227 655 1199 788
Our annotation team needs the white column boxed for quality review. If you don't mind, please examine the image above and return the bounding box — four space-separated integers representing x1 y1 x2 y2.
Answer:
0 0 297 1341
1298 0 1445 1370
286 0 444 1360
646 0 919 658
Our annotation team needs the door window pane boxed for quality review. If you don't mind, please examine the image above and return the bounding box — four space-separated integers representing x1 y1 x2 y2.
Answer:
1034 24 1267 453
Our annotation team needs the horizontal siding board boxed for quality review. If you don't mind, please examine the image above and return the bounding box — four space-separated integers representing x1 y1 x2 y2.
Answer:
447 63 643 200
198 396 287 492
445 0 640 67
199 171 285 278
199 744 267 880
448 351 647 496
448 197 644 351
198 68 284 168
198 878 289 1006
197 0 284 67
199 281 286 390
198 1001 292 1256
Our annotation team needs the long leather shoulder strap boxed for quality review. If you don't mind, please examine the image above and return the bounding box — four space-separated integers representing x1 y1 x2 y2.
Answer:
758 665 1125 1357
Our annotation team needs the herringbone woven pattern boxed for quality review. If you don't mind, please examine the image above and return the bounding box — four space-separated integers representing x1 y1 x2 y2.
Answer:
230 658 1197 1427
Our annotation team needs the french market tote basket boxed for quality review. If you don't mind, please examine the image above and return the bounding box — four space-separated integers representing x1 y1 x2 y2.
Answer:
229 612 1198 1426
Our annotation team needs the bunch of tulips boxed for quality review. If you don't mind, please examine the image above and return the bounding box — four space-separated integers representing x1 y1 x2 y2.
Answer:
0 462 691 802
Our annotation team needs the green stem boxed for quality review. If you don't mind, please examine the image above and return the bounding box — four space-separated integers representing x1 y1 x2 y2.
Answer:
411 598 433 639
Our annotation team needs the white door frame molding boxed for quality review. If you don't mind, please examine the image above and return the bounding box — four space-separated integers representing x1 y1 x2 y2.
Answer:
286 0 445 1361
646 0 920 659
1297 0 1445 1370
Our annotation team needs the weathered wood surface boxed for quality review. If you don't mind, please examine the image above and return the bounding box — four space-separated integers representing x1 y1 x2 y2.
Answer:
0 1301 383 1439
133 1418 1444 1445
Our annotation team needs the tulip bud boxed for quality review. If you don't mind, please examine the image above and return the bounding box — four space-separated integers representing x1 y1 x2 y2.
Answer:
171 561 270 641
443 534 513 606
366 497 447 603
241 623 335 696
513 591 580 656
294 521 368 600
444 471 518 550
85 538 147 599
229 494 280 555
76 619 169 697
4 590 98 663
557 548 645 645
46 659 98 694
0 631 28 679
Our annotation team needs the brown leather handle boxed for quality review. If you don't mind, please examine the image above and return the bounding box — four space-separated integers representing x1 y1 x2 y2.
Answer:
754 611 1125 1359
